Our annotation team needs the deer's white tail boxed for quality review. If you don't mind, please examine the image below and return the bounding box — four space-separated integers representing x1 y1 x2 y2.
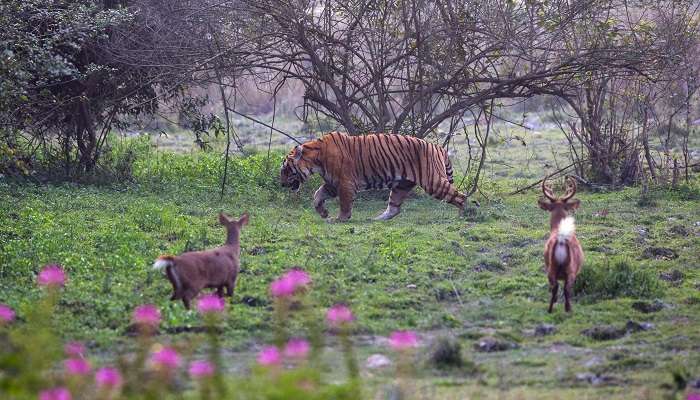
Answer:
153 257 173 271
557 217 576 240
153 256 182 295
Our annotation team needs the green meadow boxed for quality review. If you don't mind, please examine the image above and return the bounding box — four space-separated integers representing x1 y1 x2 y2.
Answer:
1 129 698 399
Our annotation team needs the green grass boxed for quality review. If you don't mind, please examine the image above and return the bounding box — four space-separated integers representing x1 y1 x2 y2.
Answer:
1 130 699 398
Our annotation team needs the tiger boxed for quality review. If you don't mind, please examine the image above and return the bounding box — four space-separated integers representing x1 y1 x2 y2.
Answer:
280 131 466 221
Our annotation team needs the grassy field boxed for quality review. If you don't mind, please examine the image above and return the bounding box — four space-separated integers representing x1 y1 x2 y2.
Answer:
1 128 699 399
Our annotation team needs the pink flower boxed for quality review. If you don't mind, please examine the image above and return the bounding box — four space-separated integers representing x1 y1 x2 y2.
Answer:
283 338 310 360
284 268 311 289
39 387 71 400
150 346 181 370
687 393 700 400
256 346 281 366
38 264 66 287
0 304 15 324
132 304 161 328
64 358 91 376
388 330 419 351
326 304 354 327
64 342 85 358
188 360 215 379
270 276 295 298
95 367 123 388
196 294 225 315
269 268 312 298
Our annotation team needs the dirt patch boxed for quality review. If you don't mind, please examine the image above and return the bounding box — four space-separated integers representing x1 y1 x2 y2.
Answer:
582 325 627 341
582 321 653 341
248 246 266 255
659 269 684 285
534 324 556 337
473 336 518 352
241 295 267 307
575 372 620 386
473 261 505 273
642 247 678 260
668 225 690 236
631 300 666 313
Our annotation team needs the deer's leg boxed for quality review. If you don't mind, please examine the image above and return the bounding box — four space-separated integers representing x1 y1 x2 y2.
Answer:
216 286 225 298
548 278 559 313
313 183 337 219
375 180 415 220
226 275 237 297
564 275 575 313
182 288 197 310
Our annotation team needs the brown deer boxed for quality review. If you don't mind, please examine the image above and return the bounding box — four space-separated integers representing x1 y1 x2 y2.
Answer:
153 212 248 309
538 176 584 313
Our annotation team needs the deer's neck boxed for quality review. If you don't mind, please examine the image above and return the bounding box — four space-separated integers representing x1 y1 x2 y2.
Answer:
549 209 568 231
225 231 240 248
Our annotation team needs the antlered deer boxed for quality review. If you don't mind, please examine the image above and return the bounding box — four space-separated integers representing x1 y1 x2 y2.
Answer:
153 212 248 309
538 176 584 313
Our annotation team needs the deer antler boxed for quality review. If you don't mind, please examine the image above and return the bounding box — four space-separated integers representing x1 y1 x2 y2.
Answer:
541 176 557 201
561 176 577 201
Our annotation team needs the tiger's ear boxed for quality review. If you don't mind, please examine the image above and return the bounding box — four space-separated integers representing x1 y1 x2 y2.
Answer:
294 145 303 161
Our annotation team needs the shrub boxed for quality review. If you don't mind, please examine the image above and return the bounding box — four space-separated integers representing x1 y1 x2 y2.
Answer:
574 258 663 301
428 337 467 369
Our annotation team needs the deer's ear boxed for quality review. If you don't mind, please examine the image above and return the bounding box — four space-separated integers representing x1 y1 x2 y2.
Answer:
565 199 580 211
238 212 249 226
538 198 552 211
293 145 303 161
219 212 232 225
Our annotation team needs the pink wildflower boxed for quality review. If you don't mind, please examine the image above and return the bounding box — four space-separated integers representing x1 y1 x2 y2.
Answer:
0 304 15 324
64 342 85 358
38 264 66 287
269 276 295 298
39 387 71 400
95 367 123 389
687 393 700 400
326 304 354 327
64 358 91 376
284 268 311 289
132 304 161 328
188 360 215 379
150 346 181 370
257 346 281 366
196 294 225 315
388 330 419 351
283 338 310 360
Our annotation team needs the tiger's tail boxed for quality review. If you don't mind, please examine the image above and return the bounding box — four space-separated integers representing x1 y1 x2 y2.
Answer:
444 155 454 184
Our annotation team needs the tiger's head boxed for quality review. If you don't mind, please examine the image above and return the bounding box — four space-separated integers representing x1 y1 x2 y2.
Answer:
280 144 316 192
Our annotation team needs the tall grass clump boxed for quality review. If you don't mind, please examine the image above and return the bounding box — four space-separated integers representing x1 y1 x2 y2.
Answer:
574 258 664 301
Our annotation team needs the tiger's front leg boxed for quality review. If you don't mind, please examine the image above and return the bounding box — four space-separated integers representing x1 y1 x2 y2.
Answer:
313 183 336 219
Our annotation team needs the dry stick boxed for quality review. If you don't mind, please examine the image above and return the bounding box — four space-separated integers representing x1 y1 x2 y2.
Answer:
208 26 237 200
508 162 578 195
265 95 277 174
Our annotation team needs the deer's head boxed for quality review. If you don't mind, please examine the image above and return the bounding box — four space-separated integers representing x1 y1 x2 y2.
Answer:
538 176 580 229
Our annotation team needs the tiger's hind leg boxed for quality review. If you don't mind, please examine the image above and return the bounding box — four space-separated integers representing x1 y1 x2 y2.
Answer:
335 185 355 222
375 180 416 220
